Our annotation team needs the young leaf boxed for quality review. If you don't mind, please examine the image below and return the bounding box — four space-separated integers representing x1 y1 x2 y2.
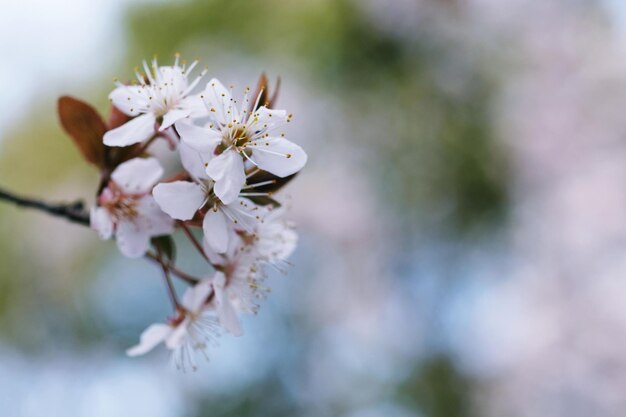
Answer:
58 96 107 167
248 74 281 112
246 170 297 194
152 235 176 264
245 195 282 207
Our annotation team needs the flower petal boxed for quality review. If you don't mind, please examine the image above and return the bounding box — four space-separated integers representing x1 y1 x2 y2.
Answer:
115 219 152 258
206 151 246 204
126 323 172 357
90 207 113 240
179 142 212 180
250 138 307 177
203 78 238 124
251 106 288 130
180 94 208 118
160 108 193 131
175 120 221 153
165 317 190 350
203 207 229 254
103 113 156 147
135 196 175 236
111 157 163 194
109 85 147 116
153 181 205 220
181 279 213 312
212 272 243 336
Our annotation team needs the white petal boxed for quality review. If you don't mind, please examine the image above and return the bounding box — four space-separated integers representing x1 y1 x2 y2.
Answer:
180 95 209 118
109 85 148 116
165 317 190 349
115 220 151 258
202 237 226 265
206 151 246 204
251 138 307 177
203 78 239 124
251 106 288 130
212 272 242 336
157 66 188 93
221 198 261 234
90 207 113 240
103 113 156 147
160 108 193 130
203 207 229 253
111 157 163 194
126 323 172 357
135 196 175 236
153 181 205 220
179 142 212 180
175 120 221 153
181 279 213 312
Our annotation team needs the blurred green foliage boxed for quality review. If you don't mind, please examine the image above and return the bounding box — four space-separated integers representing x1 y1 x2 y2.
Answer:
128 0 508 234
0 0 497 414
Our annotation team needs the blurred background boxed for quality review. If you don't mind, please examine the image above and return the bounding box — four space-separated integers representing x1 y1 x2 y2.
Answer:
1 0 626 416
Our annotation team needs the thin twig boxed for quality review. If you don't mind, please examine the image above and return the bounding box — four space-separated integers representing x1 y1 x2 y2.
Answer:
0 186 89 226
145 252 200 284
0 185 204 286
155 247 181 311
179 221 209 262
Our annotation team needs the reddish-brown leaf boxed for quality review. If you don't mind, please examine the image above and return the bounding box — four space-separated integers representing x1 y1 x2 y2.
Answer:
106 105 131 131
58 96 106 167
249 73 269 114
248 73 282 113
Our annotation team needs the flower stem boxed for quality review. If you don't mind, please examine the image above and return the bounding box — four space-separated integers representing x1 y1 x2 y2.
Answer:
155 246 180 311
145 252 200 284
178 221 209 262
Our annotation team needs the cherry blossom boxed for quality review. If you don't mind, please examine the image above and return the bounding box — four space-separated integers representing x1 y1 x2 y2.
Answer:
175 78 307 204
152 143 265 254
103 56 207 147
126 279 220 371
90 157 173 258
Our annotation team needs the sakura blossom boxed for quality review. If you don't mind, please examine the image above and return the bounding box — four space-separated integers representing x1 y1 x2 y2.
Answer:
176 78 307 204
126 279 221 371
103 55 207 147
9 61 307 371
152 175 264 254
204 213 298 335
90 157 173 258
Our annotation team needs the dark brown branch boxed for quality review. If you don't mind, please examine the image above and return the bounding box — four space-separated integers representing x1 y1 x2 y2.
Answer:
0 184 205 286
0 186 89 226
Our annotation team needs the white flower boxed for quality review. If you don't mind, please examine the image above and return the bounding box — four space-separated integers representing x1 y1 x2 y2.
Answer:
126 279 220 372
175 78 307 204
253 209 298 266
152 144 264 254
205 212 298 335
90 157 173 258
103 56 207 147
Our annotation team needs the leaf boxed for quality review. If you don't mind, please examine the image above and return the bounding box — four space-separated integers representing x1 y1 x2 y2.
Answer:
106 105 132 131
58 96 107 167
248 73 281 112
246 195 281 207
151 235 176 264
246 170 297 194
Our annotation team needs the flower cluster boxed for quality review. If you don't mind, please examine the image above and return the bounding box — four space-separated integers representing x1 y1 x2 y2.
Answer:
62 56 306 370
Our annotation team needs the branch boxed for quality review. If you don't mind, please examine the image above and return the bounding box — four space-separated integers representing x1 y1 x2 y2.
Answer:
0 186 89 226
0 185 204 286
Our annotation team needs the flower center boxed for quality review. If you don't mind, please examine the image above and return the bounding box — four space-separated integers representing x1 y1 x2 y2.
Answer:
99 184 140 221
224 125 250 151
